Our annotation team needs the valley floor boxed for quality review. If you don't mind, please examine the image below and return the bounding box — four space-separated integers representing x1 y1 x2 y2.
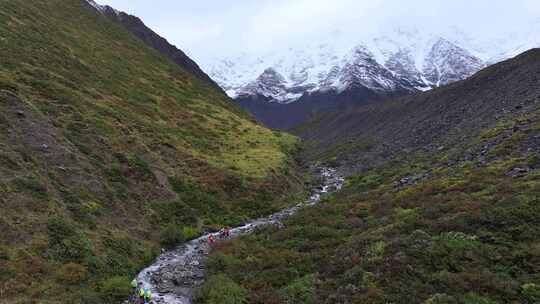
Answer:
196 104 540 304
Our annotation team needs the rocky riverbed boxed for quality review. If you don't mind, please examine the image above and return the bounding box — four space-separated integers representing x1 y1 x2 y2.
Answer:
131 167 344 304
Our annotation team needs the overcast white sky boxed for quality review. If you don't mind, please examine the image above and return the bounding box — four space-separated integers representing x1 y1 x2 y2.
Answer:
97 0 540 61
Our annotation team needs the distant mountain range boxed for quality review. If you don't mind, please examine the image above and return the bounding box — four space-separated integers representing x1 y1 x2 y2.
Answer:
204 26 540 105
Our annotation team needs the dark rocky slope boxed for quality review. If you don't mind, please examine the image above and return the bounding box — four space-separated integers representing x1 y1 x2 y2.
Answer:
237 86 407 129
295 49 540 173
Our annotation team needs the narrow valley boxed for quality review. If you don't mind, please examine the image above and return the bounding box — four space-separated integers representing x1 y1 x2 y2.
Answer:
1 1 539 304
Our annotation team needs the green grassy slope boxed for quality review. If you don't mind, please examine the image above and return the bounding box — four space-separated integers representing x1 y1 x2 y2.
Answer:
0 1 302 303
199 59 540 303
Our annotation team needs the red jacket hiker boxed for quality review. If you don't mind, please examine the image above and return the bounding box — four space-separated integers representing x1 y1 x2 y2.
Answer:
208 234 215 244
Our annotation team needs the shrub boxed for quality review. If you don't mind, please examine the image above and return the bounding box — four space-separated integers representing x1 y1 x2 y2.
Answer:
348 173 383 192
68 290 101 304
281 274 316 304
424 294 458 304
160 224 186 249
527 154 539 168
155 200 198 227
168 175 196 194
0 245 11 260
57 262 88 285
521 283 540 303
50 233 93 263
12 176 48 199
206 252 242 274
0 264 16 282
353 203 371 219
395 207 420 223
100 276 132 302
100 250 136 276
47 217 92 263
103 234 136 257
366 241 386 263
462 293 498 304
47 217 76 245
342 265 365 287
430 232 482 272
182 226 200 241
395 207 422 231
195 274 247 304
82 201 102 216
362 272 377 289
127 154 153 179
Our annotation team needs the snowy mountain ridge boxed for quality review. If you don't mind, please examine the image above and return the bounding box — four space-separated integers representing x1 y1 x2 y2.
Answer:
202 26 540 104
86 0 119 15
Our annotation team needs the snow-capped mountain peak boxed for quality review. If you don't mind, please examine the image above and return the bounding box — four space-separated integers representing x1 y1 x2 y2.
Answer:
85 0 119 16
201 25 539 104
236 68 303 103
423 38 485 86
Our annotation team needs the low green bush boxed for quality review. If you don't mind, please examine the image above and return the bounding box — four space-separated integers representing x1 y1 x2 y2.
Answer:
342 265 365 286
206 252 243 274
47 217 77 244
281 274 316 304
366 241 386 263
168 175 196 194
47 217 93 263
101 250 136 276
100 276 132 302
57 262 88 285
521 283 540 303
462 293 499 304
195 274 247 304
0 244 11 260
424 294 458 304
182 226 201 240
160 224 186 249
12 176 48 199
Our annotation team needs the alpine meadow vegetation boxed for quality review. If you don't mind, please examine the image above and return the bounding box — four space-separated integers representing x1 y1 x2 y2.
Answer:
0 1 304 302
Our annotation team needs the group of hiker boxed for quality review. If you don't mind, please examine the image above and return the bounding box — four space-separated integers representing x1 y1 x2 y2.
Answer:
128 226 232 302
131 279 152 304
208 226 231 244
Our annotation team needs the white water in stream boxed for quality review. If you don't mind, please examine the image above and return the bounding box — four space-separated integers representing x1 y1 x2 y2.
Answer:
132 168 344 304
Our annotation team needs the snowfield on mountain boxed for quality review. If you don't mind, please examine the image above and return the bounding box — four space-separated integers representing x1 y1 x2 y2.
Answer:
202 25 540 104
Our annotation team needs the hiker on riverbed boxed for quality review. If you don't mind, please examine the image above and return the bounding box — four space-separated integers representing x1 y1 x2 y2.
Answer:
219 226 231 239
138 287 146 304
226 226 231 237
129 279 139 302
208 234 215 244
144 288 152 304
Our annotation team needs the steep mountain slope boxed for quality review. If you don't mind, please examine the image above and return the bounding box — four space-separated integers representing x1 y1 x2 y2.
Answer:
236 81 392 130
0 1 303 303
85 0 222 92
423 38 485 86
197 50 540 304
